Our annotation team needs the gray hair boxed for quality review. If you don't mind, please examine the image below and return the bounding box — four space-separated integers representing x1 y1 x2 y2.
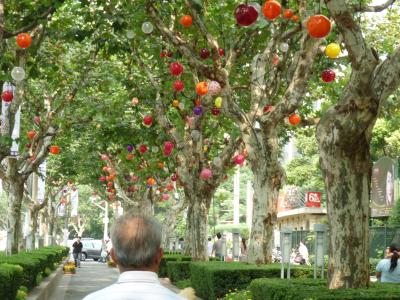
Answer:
111 213 162 268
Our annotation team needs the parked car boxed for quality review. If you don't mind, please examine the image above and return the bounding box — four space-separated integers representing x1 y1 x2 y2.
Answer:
81 239 103 261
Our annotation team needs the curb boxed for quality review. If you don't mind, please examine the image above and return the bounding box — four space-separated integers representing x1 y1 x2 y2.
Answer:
26 261 66 300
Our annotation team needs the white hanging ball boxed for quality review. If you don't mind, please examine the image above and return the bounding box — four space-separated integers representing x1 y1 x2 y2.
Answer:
126 30 135 39
142 22 154 34
178 103 185 110
191 130 201 141
280 43 289 53
152 146 159 153
11 67 25 81
208 81 221 96
155 190 160 195
213 157 222 167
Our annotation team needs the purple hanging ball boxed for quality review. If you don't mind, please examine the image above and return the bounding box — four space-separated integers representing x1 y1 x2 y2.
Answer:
194 106 203 116
127 145 134 152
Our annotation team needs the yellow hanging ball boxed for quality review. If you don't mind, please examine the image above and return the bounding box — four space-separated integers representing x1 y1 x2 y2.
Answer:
325 43 341 58
172 99 180 107
214 97 223 109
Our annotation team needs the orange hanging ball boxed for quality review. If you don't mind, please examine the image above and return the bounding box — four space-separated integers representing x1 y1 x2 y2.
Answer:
179 15 193 28
195 82 208 96
307 15 331 39
16 33 32 49
49 145 60 154
262 0 281 21
147 177 156 186
289 113 301 126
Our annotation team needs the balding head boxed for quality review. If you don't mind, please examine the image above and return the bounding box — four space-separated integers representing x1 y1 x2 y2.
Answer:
111 214 162 270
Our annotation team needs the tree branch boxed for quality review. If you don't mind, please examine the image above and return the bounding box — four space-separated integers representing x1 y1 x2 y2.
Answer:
352 0 396 12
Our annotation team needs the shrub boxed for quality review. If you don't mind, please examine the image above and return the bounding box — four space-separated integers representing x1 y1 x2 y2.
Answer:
0 263 24 300
159 254 192 277
190 262 318 300
250 278 400 300
167 261 191 283
176 279 192 289
221 289 253 300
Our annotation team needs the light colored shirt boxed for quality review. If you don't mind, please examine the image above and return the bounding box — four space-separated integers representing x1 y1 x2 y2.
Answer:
83 271 185 300
376 259 400 283
212 239 223 256
207 241 213 256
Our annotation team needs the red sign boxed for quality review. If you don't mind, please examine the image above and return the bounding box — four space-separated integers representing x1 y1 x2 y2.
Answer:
306 192 321 208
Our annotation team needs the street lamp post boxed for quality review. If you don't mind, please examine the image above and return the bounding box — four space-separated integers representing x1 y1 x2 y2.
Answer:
313 224 327 279
280 228 293 279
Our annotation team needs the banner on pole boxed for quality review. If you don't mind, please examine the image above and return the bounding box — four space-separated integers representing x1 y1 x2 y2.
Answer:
37 161 46 204
70 189 79 217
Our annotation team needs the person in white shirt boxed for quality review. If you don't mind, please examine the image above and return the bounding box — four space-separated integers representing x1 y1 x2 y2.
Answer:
83 214 184 300
207 238 213 257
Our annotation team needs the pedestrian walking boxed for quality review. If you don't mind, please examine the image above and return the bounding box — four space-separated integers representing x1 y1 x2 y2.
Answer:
72 236 83 268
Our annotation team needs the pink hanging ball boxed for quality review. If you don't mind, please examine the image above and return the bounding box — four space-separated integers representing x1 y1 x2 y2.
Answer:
200 168 213 180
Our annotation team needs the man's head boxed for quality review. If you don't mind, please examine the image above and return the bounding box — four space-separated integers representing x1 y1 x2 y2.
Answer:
110 214 163 272
208 237 211 241
216 232 221 239
77 236 81 242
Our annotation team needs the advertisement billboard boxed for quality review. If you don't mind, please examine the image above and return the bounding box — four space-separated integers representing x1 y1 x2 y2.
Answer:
371 157 398 217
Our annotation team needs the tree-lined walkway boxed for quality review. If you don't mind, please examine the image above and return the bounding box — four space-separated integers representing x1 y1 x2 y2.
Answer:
49 261 119 300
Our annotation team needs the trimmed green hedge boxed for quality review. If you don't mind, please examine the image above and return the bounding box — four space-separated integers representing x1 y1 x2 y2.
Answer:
0 263 24 300
159 254 192 277
0 246 69 291
167 261 191 283
250 278 400 300
190 262 319 300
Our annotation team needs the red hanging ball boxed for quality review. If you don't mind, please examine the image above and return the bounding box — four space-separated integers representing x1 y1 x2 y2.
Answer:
16 33 32 49
1 90 13 102
288 113 301 126
321 69 335 83
143 115 153 126
170 62 184 76
307 15 331 39
211 107 221 116
262 0 281 21
173 80 185 91
199 48 210 59
235 4 259 26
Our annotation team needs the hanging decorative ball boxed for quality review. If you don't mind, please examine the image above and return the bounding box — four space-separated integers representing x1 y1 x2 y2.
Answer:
101 154 109 161
211 107 221 116
160 51 167 58
272 54 280 66
131 97 139 105
152 146 159 153
263 104 273 113
235 4 259 26
126 30 135 40
199 48 211 59
262 0 281 21
280 43 289 52
49 145 60 154
131 175 139 182
325 43 341 58
166 184 174 192
289 113 301 126
218 48 225 57
107 182 113 188
292 15 299 22
173 80 185 91
283 9 294 19
170 62 184 76
194 98 202 107
200 168 213 180
193 106 203 116
164 141 174 151
162 194 170 201
213 157 222 167
139 144 148 153
147 177 156 186
208 81 221 96
196 81 208 96
179 15 193 28
191 130 201 141
27 130 36 140
249 2 261 14
102 166 109 173
1 90 13 102
99 176 106 182
142 22 154 34
178 103 185 110
16 33 32 49
11 67 26 81
34 116 41 125
158 162 165 169
143 115 153 127
126 153 135 160
171 173 178 181
321 69 336 82
127 145 134 152
234 154 245 165
307 15 331 39
214 97 223 109
172 99 180 107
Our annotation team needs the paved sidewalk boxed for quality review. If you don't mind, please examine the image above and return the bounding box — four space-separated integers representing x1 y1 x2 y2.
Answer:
48 260 119 300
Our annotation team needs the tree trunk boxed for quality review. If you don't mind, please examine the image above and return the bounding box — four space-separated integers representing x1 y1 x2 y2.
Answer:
245 126 283 264
317 120 372 289
29 207 39 249
184 194 210 260
6 177 24 254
